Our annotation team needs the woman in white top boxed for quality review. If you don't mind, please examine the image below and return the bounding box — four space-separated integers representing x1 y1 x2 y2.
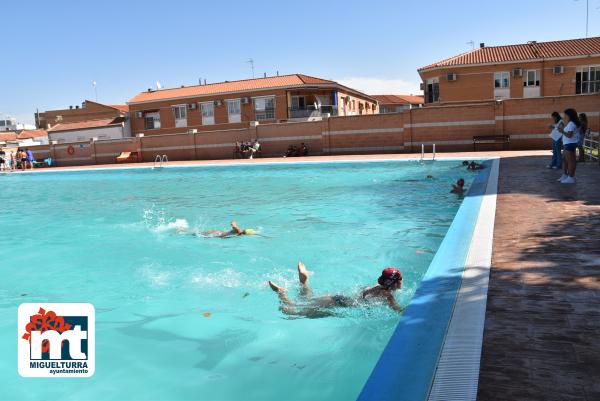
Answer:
556 108 580 184
547 112 563 169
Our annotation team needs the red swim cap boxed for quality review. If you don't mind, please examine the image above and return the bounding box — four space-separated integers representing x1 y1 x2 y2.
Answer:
378 267 402 288
457 178 465 187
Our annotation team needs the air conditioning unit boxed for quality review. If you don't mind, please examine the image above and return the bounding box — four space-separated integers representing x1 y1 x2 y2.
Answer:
135 111 143 118
447 73 457 81
420 82 425 91
512 68 523 77
241 97 250 104
213 100 223 106
553 65 565 75
188 103 197 110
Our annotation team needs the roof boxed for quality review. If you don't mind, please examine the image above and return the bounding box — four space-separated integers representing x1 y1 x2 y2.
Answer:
128 74 355 104
17 129 48 139
109 104 129 113
371 95 424 105
48 117 124 132
419 36 600 72
0 132 17 142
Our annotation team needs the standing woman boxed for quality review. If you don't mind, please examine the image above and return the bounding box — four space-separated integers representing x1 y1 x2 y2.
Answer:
556 109 580 184
547 111 563 169
578 113 589 162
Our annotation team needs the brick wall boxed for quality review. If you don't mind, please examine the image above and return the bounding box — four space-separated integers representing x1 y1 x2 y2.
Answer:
21 94 598 166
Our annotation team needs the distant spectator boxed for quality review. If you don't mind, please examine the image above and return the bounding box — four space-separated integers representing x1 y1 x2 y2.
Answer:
556 108 580 184
547 112 563 169
249 140 260 159
578 113 589 163
298 143 308 156
25 148 35 170
284 145 298 158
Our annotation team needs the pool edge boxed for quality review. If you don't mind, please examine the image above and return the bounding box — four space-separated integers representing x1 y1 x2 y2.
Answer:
356 159 498 401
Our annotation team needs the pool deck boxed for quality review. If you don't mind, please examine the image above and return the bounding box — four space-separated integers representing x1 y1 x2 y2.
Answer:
9 150 600 400
477 154 600 401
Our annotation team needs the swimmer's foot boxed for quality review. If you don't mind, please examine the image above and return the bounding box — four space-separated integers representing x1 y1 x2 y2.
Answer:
268 280 286 294
297 261 309 285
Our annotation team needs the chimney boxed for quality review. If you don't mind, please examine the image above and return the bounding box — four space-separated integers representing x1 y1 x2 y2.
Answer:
263 72 267 78
276 70 279 76
76 105 79 109
147 88 152 92
480 43 485 48
204 79 207 85
69 105 73 109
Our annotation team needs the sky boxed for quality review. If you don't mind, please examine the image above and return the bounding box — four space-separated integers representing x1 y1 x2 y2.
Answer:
1 0 599 124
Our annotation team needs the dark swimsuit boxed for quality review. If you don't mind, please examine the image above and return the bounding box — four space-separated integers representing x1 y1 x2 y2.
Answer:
331 295 356 307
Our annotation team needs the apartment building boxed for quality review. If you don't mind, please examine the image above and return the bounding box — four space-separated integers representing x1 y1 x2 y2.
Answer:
127 74 378 136
36 101 129 130
372 95 424 113
418 37 600 104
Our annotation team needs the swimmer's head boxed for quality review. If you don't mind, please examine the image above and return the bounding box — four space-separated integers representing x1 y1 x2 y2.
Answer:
462 161 470 166
457 178 465 187
243 229 256 235
378 267 402 290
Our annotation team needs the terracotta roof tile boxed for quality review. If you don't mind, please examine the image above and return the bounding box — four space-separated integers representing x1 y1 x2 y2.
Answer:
128 74 338 104
48 117 124 132
109 104 129 113
371 95 424 104
0 132 17 142
17 129 48 139
419 37 600 71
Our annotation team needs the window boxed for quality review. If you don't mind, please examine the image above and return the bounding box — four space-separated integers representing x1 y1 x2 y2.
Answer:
0 120 5 127
494 72 509 88
254 96 275 120
524 70 539 87
227 99 241 123
576 65 600 94
201 102 214 125
144 112 160 130
427 82 439 102
291 96 306 110
173 105 187 128
173 105 186 120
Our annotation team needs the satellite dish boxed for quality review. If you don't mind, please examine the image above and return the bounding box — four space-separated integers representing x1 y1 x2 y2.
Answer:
156 81 162 90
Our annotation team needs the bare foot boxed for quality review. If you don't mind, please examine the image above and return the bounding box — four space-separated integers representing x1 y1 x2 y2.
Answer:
297 261 309 285
268 280 286 294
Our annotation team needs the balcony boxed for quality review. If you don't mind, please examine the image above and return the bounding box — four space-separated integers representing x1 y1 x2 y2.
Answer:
288 105 338 119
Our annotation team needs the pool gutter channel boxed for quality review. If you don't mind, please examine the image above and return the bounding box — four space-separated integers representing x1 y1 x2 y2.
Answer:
426 158 499 401
357 159 499 401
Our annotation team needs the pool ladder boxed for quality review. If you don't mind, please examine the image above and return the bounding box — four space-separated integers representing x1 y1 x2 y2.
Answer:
153 154 168 169
420 144 436 162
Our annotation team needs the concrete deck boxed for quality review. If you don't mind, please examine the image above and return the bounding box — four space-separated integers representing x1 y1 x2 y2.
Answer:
477 155 600 401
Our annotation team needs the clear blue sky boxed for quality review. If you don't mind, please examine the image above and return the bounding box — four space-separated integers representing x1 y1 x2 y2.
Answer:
2 0 598 124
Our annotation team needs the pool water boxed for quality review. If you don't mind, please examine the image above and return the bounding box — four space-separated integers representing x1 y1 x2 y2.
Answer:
0 161 475 401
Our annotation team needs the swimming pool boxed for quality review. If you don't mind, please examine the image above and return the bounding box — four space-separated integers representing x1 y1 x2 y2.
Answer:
0 160 485 401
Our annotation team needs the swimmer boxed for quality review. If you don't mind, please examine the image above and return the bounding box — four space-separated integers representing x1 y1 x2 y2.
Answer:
267 262 403 318
426 175 434 179
467 161 485 171
201 221 256 238
451 178 466 195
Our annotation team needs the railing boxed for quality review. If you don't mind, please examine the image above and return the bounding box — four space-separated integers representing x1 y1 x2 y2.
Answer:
254 109 276 121
153 154 168 169
288 105 338 119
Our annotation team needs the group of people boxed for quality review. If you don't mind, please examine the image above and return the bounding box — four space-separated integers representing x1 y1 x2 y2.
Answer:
548 108 590 184
178 220 403 317
0 148 35 171
283 143 308 157
234 140 261 159
450 160 486 195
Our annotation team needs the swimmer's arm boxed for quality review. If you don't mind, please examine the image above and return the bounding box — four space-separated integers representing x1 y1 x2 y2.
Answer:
386 294 403 312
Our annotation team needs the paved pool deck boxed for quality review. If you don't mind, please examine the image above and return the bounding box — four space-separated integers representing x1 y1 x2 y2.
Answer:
476 154 600 401
9 150 600 400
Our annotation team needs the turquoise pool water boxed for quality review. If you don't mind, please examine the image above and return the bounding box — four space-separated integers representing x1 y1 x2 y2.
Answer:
0 160 475 401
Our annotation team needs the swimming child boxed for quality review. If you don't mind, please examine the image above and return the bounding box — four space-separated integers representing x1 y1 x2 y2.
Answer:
463 160 484 170
201 220 256 238
451 178 466 195
267 262 403 317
